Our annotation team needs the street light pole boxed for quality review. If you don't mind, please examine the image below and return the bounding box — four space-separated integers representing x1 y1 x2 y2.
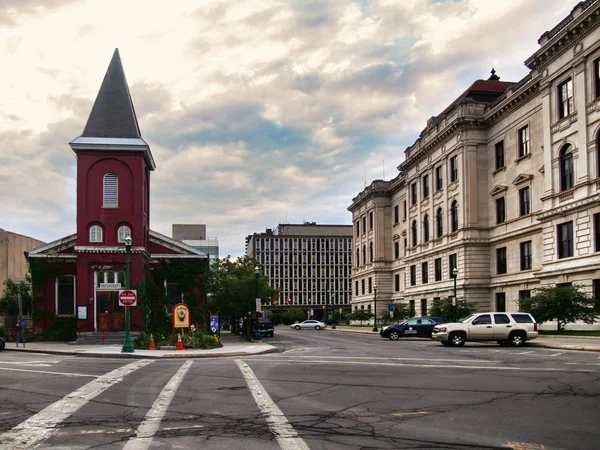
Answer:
121 236 134 353
332 291 336 330
326 282 329 326
452 267 458 322
253 266 262 340
372 284 378 332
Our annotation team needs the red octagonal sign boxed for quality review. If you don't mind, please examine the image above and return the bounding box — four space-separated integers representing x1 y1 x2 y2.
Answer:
119 289 137 307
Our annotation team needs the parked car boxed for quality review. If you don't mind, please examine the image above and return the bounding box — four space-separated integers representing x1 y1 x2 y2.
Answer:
380 317 447 340
252 318 274 337
291 320 327 330
0 336 5 351
431 312 539 347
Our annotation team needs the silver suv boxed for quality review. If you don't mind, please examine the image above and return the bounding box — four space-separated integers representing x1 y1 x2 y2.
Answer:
431 312 538 347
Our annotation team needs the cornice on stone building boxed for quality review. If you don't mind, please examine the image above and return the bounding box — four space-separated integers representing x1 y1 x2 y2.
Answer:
526 0 600 71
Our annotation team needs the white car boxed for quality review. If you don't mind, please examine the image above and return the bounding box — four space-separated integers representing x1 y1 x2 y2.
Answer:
431 312 539 347
291 320 327 330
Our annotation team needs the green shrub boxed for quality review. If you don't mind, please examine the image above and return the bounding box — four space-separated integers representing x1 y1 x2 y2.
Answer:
134 328 221 350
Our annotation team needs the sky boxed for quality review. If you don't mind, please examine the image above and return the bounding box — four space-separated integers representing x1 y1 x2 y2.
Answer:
0 0 572 258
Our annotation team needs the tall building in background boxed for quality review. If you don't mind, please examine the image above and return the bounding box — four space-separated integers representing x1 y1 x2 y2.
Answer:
172 224 219 262
246 223 353 319
0 229 45 289
349 1 600 319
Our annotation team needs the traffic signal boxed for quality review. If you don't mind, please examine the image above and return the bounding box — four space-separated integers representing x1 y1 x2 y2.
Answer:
286 297 292 304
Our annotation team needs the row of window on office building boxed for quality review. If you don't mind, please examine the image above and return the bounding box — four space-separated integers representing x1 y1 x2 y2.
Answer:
256 238 352 252
257 251 351 265
276 290 351 305
266 265 351 279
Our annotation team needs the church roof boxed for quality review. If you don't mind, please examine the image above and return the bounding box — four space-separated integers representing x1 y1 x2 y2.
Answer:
82 48 141 139
71 49 156 170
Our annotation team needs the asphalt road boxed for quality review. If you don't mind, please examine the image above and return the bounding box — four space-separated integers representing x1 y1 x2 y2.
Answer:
0 329 599 449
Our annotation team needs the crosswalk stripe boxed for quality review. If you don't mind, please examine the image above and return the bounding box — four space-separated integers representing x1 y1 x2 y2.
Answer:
236 359 311 450
123 360 194 450
0 360 153 450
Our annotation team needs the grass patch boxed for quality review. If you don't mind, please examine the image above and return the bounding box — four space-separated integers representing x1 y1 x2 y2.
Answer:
539 330 600 337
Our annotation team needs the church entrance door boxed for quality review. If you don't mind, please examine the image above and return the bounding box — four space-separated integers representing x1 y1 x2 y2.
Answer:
97 292 125 332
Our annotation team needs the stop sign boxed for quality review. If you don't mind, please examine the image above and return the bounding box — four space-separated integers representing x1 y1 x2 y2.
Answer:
119 290 137 306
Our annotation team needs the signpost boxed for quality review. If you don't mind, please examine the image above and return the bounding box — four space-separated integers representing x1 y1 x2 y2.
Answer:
172 303 191 337
118 289 137 307
209 314 219 339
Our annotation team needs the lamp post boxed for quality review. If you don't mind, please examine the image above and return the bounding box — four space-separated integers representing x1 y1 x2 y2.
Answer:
121 235 134 353
253 266 262 340
332 293 336 330
452 267 458 322
372 284 378 332
326 282 329 325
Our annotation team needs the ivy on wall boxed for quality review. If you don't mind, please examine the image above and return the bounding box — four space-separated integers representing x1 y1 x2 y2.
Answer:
136 258 209 335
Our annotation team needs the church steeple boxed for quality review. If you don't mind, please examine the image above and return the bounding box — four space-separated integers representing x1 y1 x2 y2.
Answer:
82 49 141 139
70 49 155 170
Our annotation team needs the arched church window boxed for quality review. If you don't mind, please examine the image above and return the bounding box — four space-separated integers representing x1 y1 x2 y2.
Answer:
103 173 118 207
117 225 131 243
89 224 103 243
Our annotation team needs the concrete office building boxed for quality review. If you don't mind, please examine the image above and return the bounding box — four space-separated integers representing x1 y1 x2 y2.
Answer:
349 0 600 318
246 223 353 319
172 224 219 262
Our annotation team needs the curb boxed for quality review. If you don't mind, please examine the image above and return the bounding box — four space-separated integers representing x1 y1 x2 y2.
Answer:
2 346 281 359
528 343 600 352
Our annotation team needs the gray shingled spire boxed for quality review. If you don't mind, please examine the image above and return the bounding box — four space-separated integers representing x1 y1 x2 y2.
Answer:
81 49 141 138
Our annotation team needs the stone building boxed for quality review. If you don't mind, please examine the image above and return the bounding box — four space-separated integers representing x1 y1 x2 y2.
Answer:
349 0 600 317
0 229 45 290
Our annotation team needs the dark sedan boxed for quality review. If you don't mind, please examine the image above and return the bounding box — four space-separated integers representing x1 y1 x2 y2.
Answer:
380 317 447 340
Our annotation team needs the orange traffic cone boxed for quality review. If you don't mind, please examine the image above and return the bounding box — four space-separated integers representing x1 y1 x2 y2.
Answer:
149 333 156 350
177 333 184 351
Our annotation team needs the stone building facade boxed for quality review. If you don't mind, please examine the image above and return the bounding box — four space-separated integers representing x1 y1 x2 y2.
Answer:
0 230 45 289
349 0 600 317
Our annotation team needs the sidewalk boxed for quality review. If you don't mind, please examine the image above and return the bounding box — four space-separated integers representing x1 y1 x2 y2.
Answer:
326 325 600 352
3 328 600 357
1 332 278 359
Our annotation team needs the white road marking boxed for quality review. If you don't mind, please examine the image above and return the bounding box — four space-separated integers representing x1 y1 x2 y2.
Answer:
0 359 153 450
246 358 595 372
123 360 194 450
549 353 563 357
236 359 311 450
565 362 600 366
0 360 60 366
513 351 533 355
0 367 99 378
271 355 499 363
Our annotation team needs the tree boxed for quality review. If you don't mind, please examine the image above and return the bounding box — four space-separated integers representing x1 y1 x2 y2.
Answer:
206 255 279 328
0 278 33 316
429 297 476 323
380 303 412 324
519 285 599 331
349 309 373 326
282 308 306 325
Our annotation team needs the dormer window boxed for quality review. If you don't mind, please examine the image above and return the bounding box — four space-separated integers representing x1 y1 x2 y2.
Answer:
89 225 103 243
103 173 118 207
117 225 131 243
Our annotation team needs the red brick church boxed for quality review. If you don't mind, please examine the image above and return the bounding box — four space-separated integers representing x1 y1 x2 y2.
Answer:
26 49 207 340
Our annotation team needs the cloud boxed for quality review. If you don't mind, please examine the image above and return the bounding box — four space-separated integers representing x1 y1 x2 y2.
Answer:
0 0 571 257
